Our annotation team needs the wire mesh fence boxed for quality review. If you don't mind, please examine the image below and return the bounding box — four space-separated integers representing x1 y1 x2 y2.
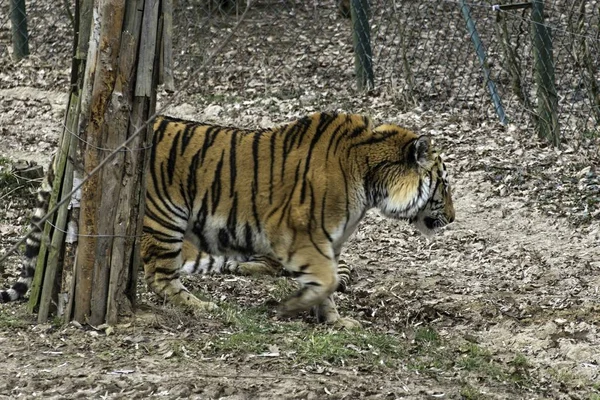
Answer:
0 0 598 142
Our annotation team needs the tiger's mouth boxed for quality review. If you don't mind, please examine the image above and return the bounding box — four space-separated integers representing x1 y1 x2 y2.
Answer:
409 215 448 236
424 217 437 230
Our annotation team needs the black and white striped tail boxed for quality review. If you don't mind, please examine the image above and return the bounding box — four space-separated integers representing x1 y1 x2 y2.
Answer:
0 161 54 303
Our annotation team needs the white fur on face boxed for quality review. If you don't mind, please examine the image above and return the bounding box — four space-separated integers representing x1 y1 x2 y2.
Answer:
378 175 432 220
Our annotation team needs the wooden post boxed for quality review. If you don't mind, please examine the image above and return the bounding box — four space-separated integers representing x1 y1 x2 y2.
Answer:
29 0 164 326
532 0 559 146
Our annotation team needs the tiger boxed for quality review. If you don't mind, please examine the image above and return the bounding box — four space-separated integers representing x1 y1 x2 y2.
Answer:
2 112 454 328
142 112 454 328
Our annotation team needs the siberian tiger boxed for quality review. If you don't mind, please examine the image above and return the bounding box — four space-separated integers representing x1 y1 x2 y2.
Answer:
143 112 454 327
2 112 454 328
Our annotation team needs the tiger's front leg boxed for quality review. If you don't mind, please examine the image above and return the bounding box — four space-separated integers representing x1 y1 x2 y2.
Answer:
311 295 361 329
141 233 217 312
277 247 346 320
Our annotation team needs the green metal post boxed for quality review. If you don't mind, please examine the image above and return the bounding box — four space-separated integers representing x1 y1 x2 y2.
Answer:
351 0 374 91
10 0 30 60
532 0 560 146
460 0 507 125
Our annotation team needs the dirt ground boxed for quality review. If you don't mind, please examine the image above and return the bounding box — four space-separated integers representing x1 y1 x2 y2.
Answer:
1 2 599 399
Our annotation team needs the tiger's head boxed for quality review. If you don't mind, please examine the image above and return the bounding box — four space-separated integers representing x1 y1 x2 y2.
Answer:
365 124 455 236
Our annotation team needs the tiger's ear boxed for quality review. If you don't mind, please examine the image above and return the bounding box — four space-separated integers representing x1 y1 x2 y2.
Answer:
410 135 431 167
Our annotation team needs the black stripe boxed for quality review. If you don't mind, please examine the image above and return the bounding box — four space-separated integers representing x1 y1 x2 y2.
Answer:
167 130 181 185
0 291 11 302
251 185 261 232
210 151 225 214
335 125 363 155
325 120 347 160
244 223 254 253
307 182 331 260
20 266 35 278
347 130 396 154
12 282 28 296
227 195 238 235
179 182 191 212
159 161 187 220
154 249 182 260
200 126 220 160
193 251 203 273
278 162 302 225
320 188 333 242
24 243 40 258
206 255 215 273
154 267 180 277
154 117 171 138
180 123 194 155
144 207 186 234
218 228 230 251
187 153 200 211
339 158 351 232
269 131 276 204
229 130 237 198
300 113 335 203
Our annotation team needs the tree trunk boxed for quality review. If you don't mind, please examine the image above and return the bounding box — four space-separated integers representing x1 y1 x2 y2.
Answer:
31 0 164 326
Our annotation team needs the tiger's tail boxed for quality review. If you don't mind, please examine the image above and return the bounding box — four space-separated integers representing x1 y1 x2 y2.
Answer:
0 161 54 303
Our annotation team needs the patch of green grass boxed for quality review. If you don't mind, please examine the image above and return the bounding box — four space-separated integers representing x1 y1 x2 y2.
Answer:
508 353 533 386
0 310 32 329
269 277 296 302
205 302 404 368
457 343 494 372
460 383 484 400
581 129 599 140
414 326 441 346
295 330 403 367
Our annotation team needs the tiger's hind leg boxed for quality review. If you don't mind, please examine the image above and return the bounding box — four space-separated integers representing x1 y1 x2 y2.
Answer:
141 232 216 312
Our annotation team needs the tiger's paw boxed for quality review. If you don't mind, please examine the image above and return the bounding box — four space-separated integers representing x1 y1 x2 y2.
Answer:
238 261 279 277
177 292 218 313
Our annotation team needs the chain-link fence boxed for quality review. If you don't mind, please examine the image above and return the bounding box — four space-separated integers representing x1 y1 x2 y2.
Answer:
166 0 599 142
1 0 599 142
0 0 72 63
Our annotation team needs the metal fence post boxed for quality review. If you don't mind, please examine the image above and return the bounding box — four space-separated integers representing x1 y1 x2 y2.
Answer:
10 0 30 60
532 0 560 146
351 0 374 91
459 0 506 125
